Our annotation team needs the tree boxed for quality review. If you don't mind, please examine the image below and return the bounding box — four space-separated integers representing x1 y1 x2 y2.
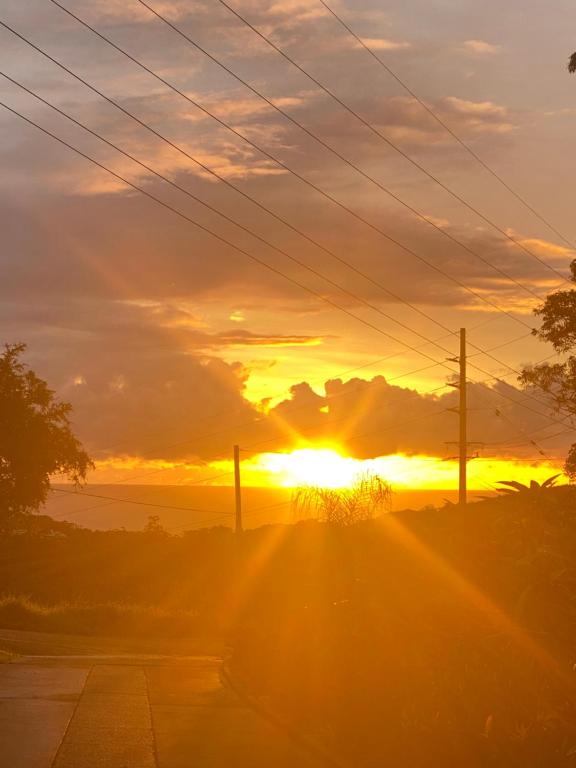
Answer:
0 344 92 524
569 53 576 73
143 514 168 537
520 261 576 478
293 472 391 526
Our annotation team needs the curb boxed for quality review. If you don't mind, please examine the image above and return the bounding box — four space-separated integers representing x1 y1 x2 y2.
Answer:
220 661 347 768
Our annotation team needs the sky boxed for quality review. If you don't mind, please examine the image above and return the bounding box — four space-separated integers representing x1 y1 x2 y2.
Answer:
2 0 576 493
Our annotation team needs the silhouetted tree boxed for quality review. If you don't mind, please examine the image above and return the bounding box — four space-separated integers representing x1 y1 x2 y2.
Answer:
569 53 576 73
520 262 576 478
0 343 92 525
143 514 169 537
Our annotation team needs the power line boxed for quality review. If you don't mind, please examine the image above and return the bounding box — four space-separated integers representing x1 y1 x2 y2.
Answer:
236 355 570 458
479 456 566 464
1 62 551 394
473 388 551 459
51 486 233 515
3 36 568 521
52 337 465 491
467 330 534 359
3 62 522 404
49 371 569 525
89 326 535 464
48 405 446 525
76 355 569 495
490 424 574 448
8 14 575 428
186 0 570 287
67 331 539 491
0 67 537 461
317 0 575 251
49 344 572 514
240 400 450 455
5 24 566 406
21 11 542 327
64 325 531 464
33 6 576 399
83 349 567 471
2 77 537 421
2 96 569 433
1 75 470 363
47 469 237 522
0 101 464 375
0 84 569 424
10 72 539 388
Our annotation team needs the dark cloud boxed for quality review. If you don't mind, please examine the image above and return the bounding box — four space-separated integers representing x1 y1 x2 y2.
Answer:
0 290 568 465
1 0 574 473
9 300 259 460
264 374 569 461
0 182 564 316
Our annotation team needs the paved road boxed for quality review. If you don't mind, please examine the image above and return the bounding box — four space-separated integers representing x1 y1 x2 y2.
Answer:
0 634 321 768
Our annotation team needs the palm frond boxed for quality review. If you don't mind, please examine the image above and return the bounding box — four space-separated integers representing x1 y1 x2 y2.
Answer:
497 480 529 492
542 474 561 488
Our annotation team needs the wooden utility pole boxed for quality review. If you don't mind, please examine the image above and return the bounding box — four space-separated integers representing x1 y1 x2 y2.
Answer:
458 328 467 506
233 444 243 534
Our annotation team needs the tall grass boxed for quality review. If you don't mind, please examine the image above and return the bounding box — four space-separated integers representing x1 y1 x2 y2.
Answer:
0 595 200 637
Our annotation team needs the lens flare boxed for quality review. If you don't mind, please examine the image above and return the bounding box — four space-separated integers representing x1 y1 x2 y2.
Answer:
260 448 367 488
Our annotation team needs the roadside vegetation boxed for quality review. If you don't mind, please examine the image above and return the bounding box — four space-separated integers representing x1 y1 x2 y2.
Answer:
229 485 576 767
1 483 576 765
4 259 576 766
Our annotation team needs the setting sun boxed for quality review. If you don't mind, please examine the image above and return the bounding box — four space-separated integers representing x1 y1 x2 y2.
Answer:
3 1 576 765
260 448 362 489
221 450 565 494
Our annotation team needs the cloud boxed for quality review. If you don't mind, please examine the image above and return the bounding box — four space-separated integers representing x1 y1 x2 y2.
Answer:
1 0 572 475
208 330 324 347
0 175 568 329
69 0 200 25
1 290 568 466
264 374 567 461
359 37 411 52
504 233 574 263
0 0 521 204
461 39 501 56
260 0 329 32
441 97 512 128
205 93 310 121
4 299 260 461
371 96 516 146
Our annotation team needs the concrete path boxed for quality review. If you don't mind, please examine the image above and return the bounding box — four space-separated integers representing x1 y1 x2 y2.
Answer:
0 646 321 768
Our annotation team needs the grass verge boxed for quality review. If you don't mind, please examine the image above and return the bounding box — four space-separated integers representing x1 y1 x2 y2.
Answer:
0 595 202 638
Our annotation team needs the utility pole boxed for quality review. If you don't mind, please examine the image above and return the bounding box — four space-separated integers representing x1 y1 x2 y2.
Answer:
233 444 243 534
458 328 467 506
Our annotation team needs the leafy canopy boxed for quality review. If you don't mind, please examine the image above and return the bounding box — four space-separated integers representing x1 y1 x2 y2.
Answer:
520 261 576 478
0 344 92 522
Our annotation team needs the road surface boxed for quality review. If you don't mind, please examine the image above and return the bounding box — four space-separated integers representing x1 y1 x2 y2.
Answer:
0 630 321 768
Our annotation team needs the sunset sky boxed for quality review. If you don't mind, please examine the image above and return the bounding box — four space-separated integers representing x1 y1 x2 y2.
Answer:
2 0 576 494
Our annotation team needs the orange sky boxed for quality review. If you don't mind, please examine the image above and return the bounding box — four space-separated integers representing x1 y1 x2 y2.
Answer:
2 0 576 495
